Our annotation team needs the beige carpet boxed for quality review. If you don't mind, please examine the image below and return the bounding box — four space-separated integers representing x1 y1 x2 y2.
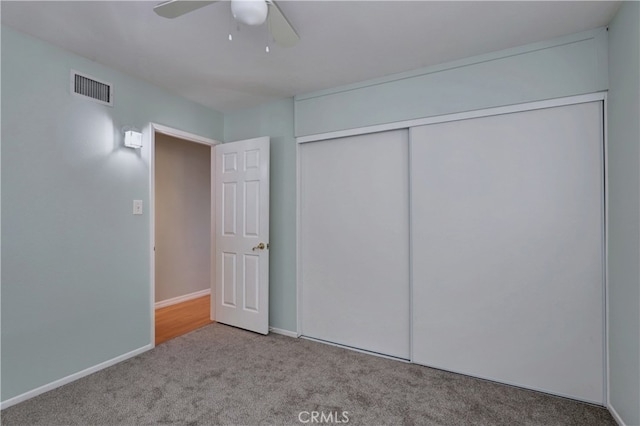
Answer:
1 323 615 425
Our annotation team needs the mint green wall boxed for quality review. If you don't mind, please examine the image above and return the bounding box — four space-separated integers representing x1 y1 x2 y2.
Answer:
4 14 636 412
607 2 640 425
1 26 224 402
295 28 608 137
224 98 297 332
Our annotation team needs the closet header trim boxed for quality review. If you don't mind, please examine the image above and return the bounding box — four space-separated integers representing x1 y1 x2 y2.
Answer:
296 92 606 144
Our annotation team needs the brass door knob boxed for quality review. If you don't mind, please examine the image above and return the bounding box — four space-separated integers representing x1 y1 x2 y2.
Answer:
252 242 266 251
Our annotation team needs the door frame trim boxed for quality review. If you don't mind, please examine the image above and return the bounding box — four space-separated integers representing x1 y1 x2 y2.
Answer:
149 123 221 348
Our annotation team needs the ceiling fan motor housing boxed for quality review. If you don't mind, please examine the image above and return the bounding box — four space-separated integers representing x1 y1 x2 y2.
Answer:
231 0 268 26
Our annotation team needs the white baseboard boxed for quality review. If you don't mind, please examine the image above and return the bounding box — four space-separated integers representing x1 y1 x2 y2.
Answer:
0 344 152 410
155 289 210 309
269 327 299 338
608 403 627 426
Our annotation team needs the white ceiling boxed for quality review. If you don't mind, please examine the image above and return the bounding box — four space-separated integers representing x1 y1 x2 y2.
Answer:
1 1 620 113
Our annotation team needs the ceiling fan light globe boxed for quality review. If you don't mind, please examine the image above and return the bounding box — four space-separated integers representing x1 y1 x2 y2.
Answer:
231 0 268 26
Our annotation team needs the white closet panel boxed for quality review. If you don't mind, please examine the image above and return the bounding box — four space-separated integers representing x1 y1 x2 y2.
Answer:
300 130 410 359
410 102 604 403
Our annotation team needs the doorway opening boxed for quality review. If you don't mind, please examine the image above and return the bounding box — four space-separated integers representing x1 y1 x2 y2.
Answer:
150 124 220 346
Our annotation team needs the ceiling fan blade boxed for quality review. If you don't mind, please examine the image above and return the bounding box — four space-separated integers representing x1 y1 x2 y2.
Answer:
154 0 218 19
268 1 299 48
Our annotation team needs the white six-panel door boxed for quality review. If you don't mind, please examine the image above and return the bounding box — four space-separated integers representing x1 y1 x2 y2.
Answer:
214 137 270 335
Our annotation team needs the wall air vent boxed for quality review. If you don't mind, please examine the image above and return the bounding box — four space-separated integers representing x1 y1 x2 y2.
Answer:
70 70 113 106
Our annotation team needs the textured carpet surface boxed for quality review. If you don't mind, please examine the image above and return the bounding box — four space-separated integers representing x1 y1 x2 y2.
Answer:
1 323 615 425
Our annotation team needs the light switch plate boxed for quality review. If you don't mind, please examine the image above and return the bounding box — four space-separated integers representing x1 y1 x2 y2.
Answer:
133 200 143 215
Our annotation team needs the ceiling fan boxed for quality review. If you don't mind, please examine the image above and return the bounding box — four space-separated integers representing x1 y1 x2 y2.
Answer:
153 0 299 48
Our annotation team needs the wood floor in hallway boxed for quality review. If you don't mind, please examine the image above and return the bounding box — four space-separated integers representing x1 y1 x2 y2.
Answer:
155 294 213 345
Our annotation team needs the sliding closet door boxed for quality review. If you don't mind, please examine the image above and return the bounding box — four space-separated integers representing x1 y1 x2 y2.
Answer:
411 102 604 403
300 130 410 359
